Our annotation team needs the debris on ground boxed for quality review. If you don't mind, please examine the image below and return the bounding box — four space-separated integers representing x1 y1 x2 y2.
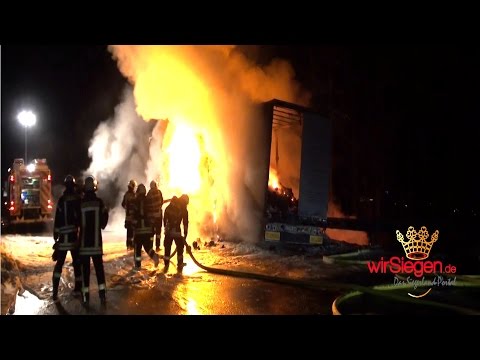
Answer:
192 240 200 250
1 244 24 315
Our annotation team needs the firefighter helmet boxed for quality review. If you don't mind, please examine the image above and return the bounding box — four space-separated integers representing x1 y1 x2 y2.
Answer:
64 175 76 187
136 183 146 197
128 179 137 190
150 180 157 190
179 194 189 206
84 175 98 192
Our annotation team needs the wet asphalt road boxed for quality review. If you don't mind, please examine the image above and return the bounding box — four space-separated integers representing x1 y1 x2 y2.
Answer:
3 231 342 315
42 273 339 315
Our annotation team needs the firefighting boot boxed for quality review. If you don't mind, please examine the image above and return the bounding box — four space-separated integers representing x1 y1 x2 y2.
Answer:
134 246 142 269
177 255 184 273
82 291 90 308
52 274 61 302
73 277 82 296
99 290 107 308
148 249 160 267
163 257 170 273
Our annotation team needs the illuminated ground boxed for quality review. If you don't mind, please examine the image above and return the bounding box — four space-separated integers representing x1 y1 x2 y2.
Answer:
5 229 478 315
1 229 370 315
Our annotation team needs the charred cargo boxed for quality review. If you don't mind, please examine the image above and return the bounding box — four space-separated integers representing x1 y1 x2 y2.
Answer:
260 99 332 245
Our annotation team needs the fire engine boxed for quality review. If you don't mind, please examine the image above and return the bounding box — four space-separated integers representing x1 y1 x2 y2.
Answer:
4 158 54 225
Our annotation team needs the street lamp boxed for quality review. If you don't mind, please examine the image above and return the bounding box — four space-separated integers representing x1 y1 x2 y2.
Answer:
17 110 36 164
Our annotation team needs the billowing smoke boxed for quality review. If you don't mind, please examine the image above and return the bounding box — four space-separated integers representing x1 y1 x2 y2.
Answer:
97 45 310 242
83 88 154 231
83 45 366 245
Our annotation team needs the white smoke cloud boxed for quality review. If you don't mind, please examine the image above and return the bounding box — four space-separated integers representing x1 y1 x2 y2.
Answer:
83 86 153 232
104 45 309 243
82 46 368 246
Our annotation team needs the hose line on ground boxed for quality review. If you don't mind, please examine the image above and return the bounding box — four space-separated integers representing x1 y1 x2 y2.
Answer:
181 240 480 315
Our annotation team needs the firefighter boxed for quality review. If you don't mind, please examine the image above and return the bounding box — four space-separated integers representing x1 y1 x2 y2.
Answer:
121 179 137 250
132 183 160 269
163 194 189 273
146 180 163 252
51 175 82 301
79 175 109 308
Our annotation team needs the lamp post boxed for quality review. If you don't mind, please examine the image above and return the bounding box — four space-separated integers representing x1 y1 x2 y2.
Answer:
17 110 36 164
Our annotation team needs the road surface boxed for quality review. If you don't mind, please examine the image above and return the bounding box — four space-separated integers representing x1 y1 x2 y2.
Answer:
2 230 368 315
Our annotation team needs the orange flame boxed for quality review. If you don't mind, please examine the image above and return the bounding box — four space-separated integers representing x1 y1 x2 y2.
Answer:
109 46 230 241
109 45 310 242
164 123 201 194
268 167 281 190
155 119 225 241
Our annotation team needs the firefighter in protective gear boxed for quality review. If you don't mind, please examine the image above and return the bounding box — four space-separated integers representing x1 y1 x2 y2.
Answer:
163 194 189 273
79 175 109 308
132 183 160 269
146 180 163 252
121 179 137 250
52 175 82 301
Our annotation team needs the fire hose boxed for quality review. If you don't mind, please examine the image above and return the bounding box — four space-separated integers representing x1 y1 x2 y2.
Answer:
165 238 480 315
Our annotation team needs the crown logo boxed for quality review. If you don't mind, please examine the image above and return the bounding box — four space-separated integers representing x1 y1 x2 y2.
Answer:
396 226 439 260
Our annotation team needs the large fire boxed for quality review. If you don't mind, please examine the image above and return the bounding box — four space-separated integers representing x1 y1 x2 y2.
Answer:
164 123 202 194
160 120 222 241
108 45 310 242
108 46 231 241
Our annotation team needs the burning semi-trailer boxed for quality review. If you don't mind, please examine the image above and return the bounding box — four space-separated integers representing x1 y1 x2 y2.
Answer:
261 99 332 246
82 46 368 249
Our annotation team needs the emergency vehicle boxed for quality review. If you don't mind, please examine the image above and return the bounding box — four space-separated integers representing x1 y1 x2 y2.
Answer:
4 158 54 225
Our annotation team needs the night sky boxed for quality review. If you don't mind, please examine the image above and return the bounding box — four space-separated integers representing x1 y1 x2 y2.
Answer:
2 45 479 220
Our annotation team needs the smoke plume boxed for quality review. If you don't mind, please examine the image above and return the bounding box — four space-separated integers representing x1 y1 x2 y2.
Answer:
90 45 310 242
83 45 366 245
83 88 153 231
